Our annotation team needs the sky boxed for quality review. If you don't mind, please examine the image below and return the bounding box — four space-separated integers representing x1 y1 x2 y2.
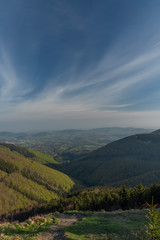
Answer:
0 0 160 131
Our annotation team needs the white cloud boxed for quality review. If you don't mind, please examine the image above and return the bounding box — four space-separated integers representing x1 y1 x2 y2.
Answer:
0 47 33 102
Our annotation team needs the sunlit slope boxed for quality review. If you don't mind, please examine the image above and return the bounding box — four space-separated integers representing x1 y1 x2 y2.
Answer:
4 173 58 202
0 144 75 215
0 143 59 165
29 149 59 165
60 133 160 187
0 182 36 215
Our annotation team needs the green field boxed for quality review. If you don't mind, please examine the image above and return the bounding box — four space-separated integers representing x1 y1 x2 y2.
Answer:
65 210 148 240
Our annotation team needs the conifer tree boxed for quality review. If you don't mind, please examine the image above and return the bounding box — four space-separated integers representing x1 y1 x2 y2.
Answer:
136 198 160 240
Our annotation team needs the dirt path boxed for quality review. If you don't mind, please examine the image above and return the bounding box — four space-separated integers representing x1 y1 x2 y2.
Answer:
36 213 83 240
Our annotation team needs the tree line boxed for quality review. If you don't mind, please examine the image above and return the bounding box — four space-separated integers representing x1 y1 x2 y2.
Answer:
2 183 160 222
46 184 160 212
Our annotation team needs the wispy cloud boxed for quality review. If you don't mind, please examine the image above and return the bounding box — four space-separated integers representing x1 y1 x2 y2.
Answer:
35 42 160 111
0 47 33 103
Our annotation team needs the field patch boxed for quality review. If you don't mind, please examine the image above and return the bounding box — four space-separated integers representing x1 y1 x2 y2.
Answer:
65 210 147 239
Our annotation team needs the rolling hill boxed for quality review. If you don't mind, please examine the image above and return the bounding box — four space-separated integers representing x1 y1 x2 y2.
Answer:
0 144 75 216
58 132 160 187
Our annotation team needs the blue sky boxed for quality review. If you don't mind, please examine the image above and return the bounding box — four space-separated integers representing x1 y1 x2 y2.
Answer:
0 0 160 131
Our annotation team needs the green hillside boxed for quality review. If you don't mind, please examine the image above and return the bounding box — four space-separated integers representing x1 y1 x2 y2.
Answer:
0 143 59 165
59 133 160 187
0 182 36 215
0 144 75 216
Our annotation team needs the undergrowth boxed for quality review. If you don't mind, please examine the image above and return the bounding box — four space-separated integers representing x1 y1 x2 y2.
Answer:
0 214 59 240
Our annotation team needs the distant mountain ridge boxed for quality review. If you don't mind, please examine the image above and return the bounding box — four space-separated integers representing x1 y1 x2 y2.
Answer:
152 129 160 134
0 127 153 162
59 130 160 187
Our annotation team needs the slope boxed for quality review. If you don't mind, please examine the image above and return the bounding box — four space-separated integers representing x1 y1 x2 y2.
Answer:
0 144 75 216
59 133 160 187
0 143 59 165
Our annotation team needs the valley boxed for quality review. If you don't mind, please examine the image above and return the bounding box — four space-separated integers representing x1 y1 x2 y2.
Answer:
0 127 160 239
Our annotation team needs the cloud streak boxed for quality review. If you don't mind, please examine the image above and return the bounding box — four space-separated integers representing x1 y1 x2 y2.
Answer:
0 47 33 103
34 41 160 111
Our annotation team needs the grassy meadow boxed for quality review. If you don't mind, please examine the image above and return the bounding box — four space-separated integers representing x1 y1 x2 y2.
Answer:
65 210 148 240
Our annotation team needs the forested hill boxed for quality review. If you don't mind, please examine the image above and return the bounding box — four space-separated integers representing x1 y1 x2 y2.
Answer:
0 144 75 216
59 132 160 187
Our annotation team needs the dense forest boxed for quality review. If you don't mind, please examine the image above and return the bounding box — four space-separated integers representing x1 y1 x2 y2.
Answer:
43 184 160 213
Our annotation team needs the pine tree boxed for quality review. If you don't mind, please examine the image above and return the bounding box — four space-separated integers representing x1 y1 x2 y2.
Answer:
144 200 160 239
136 198 160 240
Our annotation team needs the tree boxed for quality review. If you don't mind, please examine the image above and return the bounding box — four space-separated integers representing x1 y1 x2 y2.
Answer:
136 198 160 240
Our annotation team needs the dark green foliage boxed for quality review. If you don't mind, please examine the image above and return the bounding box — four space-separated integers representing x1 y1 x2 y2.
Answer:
43 184 160 213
